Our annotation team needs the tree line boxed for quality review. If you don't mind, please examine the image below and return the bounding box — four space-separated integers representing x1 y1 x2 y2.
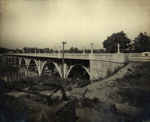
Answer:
0 31 150 54
22 47 106 53
103 31 150 53
0 47 106 54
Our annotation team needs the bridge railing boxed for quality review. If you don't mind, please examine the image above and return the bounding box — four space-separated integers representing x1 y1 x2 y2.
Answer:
129 56 150 62
3 53 115 61
93 53 113 61
61 53 114 61
64 53 90 59
129 53 141 57
4 53 150 62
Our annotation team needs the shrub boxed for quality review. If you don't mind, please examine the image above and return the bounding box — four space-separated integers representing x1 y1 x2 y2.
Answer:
93 98 99 104
65 86 72 91
115 78 121 82
81 98 95 108
77 80 91 87
106 66 122 78
114 66 122 74
123 62 129 67
106 69 112 78
127 68 132 71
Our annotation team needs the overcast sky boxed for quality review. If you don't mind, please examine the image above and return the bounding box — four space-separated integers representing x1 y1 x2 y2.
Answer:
0 0 150 50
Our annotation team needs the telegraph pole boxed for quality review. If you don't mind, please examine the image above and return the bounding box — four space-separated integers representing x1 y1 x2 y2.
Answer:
62 41 67 87
91 43 93 54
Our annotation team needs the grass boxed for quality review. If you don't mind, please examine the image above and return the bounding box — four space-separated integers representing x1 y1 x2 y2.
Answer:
92 65 123 82
106 65 122 78
114 62 150 108
117 88 150 108
66 78 91 88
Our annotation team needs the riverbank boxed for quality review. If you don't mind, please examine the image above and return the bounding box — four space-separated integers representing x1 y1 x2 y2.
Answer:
0 62 150 121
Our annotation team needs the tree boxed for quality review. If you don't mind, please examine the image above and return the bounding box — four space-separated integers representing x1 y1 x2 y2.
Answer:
73 47 79 53
23 47 29 53
69 47 74 53
85 49 91 53
132 32 150 53
49 49 54 53
103 31 131 53
0 48 9 53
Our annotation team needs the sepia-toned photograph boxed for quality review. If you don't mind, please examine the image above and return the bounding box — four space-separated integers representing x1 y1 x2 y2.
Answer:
0 0 150 122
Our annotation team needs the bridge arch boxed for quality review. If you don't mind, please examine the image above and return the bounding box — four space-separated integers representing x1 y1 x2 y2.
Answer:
28 58 38 69
39 60 62 78
20 58 28 68
28 58 39 75
66 64 90 79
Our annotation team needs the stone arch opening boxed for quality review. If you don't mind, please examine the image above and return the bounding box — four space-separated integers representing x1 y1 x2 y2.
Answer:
67 64 90 80
28 59 39 77
40 60 61 78
20 58 28 78
20 58 27 68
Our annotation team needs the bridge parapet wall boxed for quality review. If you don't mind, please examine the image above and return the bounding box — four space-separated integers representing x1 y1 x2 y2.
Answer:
3 53 114 61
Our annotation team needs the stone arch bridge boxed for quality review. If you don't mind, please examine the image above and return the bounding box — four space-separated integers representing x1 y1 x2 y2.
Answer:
3 53 129 80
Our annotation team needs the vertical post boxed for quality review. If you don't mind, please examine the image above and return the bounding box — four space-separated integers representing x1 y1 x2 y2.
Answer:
26 68 28 82
59 46 61 54
58 46 61 58
117 43 120 53
83 47 85 54
16 58 18 81
91 43 93 54
6 57 9 83
54 46 56 54
62 42 67 87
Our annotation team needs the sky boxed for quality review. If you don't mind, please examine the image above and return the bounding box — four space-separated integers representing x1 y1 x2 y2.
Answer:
0 0 150 50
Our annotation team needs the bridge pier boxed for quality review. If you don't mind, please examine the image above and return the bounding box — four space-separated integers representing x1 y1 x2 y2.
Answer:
90 60 111 80
64 61 69 79
18 57 22 66
36 59 46 76
89 53 128 81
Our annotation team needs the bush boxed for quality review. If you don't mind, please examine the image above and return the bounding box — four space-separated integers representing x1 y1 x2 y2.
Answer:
81 98 94 108
106 66 122 78
115 62 150 108
123 62 129 67
65 86 72 91
77 80 91 87
81 97 100 108
117 89 150 108
127 68 132 71
114 66 122 74
106 69 112 78
93 98 99 104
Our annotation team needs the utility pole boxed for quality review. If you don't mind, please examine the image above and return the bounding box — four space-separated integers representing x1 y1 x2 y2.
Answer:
62 41 67 87
91 43 93 54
